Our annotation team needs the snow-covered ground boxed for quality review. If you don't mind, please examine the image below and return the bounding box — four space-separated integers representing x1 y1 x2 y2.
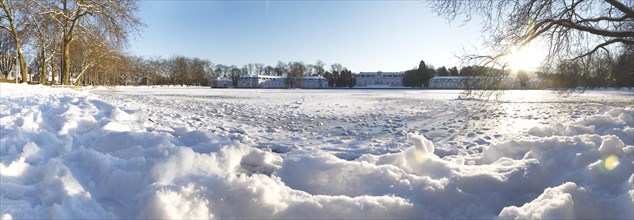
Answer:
1 83 632 219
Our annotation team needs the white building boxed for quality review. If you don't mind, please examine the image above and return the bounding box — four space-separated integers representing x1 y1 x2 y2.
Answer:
237 75 258 88
237 75 328 89
526 77 548 89
238 75 286 88
236 75 286 88
495 76 521 89
355 72 403 87
301 76 328 88
429 76 521 89
428 76 467 89
258 75 286 88
211 77 232 88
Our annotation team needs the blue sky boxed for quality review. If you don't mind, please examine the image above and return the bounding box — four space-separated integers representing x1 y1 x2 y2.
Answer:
131 1 486 72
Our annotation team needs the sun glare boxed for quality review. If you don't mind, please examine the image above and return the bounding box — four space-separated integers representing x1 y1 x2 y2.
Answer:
507 45 544 72
604 155 620 171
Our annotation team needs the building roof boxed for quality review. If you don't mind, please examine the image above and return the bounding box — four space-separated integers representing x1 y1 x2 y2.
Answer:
357 72 403 78
303 76 326 80
430 76 518 80
212 77 232 81
238 75 329 80
239 75 286 79
358 72 402 76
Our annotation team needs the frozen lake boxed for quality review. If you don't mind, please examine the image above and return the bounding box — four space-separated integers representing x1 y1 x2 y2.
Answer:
94 88 633 159
1 84 633 219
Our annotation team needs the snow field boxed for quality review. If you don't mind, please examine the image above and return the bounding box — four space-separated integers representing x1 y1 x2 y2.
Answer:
1 84 632 219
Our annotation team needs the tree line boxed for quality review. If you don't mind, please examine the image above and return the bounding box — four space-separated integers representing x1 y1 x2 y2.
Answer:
401 60 505 88
402 48 633 90
544 45 634 89
100 56 357 88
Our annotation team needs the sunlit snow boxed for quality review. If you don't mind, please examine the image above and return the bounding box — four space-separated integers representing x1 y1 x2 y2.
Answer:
1 84 632 219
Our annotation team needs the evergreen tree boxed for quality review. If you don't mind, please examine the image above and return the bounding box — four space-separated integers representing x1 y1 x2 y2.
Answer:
613 47 634 89
419 61 435 88
335 69 355 88
417 60 427 87
449 66 459 76
436 66 449 76
402 69 418 87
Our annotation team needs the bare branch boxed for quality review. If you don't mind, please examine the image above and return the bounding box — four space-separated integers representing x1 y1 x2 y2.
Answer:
571 38 634 61
577 15 630 23
545 18 634 38
604 0 634 18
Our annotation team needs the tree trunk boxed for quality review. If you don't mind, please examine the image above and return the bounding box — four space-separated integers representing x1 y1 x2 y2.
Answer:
83 68 88 86
15 40 27 83
51 56 56 85
62 39 71 85
39 48 47 85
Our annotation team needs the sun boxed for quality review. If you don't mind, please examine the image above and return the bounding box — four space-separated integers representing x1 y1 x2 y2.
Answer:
506 44 545 72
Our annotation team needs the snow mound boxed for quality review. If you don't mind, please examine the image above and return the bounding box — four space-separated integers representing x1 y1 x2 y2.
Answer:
356 133 439 175
499 181 633 219
528 108 634 145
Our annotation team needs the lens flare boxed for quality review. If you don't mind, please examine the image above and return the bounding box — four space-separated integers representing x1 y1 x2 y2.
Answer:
604 155 620 171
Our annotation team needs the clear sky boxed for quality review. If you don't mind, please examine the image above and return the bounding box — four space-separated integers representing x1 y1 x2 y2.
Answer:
130 1 488 72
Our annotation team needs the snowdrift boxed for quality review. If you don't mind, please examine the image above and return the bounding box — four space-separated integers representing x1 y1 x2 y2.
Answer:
1 84 632 219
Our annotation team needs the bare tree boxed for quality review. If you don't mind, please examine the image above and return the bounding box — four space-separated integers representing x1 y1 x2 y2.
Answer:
24 2 59 85
0 0 28 82
247 63 255 75
171 56 189 86
222 65 232 78
0 30 16 79
613 45 634 88
112 53 129 86
71 27 124 86
306 64 315 76
330 63 343 73
229 65 240 86
314 59 326 76
242 64 249 76
254 63 264 75
190 58 211 86
274 61 287 76
35 0 142 85
429 0 634 90
264 65 273 75
213 64 225 78
150 57 170 85
128 55 149 85
287 61 306 88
